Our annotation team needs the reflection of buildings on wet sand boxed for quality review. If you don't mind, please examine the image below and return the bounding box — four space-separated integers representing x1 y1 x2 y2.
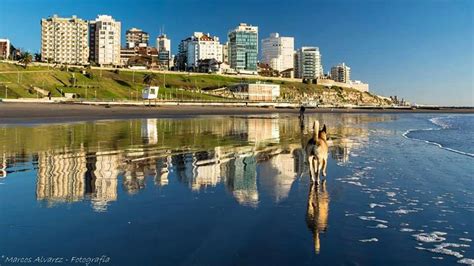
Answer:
173 149 223 191
165 142 303 207
141 118 158 145
0 153 7 179
171 141 291 207
86 152 122 212
306 183 329 254
174 153 195 188
329 122 369 164
122 157 156 194
155 156 171 186
247 117 280 144
226 155 259 207
35 141 170 208
172 146 259 206
36 148 122 211
193 153 222 191
292 147 306 180
258 150 297 203
31 115 322 210
36 148 87 204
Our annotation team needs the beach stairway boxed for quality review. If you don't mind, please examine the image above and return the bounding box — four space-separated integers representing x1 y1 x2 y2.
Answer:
32 86 49 97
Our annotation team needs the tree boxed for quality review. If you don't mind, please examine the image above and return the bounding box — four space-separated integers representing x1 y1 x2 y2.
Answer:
85 72 93 79
34 53 41 62
19 52 33 69
69 73 77 87
128 55 151 67
143 73 157 86
69 76 77 87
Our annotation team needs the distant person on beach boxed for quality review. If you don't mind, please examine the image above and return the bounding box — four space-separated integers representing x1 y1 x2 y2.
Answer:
299 105 306 128
48 92 51 100
300 105 306 118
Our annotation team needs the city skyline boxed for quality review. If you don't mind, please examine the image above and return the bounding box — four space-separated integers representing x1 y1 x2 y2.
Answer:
0 0 472 105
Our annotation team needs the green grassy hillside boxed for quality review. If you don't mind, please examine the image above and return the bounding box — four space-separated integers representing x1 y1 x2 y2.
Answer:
0 62 390 105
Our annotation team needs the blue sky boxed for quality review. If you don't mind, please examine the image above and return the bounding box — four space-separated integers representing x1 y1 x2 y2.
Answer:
0 0 472 105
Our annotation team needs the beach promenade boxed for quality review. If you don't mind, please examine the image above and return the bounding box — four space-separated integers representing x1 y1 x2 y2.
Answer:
0 101 472 125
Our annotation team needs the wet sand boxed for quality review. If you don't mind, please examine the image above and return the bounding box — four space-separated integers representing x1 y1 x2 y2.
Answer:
0 102 472 124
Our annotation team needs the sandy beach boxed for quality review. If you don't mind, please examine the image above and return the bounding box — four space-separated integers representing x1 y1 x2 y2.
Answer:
1 112 473 265
0 102 473 124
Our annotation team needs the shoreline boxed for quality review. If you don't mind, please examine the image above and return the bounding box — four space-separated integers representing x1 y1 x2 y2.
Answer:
0 102 472 124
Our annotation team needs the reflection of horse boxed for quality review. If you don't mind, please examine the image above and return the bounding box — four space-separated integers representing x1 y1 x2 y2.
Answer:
306 182 329 254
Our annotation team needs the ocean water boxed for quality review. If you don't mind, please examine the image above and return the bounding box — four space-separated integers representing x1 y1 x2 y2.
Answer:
404 115 474 157
0 113 472 266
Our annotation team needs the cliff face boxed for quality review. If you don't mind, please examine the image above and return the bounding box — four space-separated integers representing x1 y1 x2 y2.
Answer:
318 88 391 106
280 85 392 106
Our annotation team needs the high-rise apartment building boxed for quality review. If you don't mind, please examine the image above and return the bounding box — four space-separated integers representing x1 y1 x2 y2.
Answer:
156 34 171 69
186 32 223 69
222 42 229 64
228 23 258 73
156 34 171 52
0 39 10 59
295 47 323 79
176 37 190 70
41 15 89 65
177 32 223 70
125 28 149 48
261 33 294 72
89 15 121 66
330 63 351 83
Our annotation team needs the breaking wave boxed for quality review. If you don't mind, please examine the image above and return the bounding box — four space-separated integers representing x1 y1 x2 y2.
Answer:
402 116 474 158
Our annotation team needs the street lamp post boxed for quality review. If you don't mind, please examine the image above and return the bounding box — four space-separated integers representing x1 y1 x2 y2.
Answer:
163 72 166 88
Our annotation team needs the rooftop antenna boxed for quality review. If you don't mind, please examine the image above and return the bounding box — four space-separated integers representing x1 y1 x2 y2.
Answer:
159 25 165 37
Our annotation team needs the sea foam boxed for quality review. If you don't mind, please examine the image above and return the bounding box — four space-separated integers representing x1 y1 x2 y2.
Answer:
413 232 447 243
359 238 378 243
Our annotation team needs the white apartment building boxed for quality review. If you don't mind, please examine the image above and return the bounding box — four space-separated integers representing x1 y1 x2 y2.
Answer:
89 15 121 66
186 32 223 69
156 34 171 51
295 47 323 80
261 33 294 72
126 28 149 48
156 34 171 69
230 83 280 101
330 62 351 83
41 15 89 65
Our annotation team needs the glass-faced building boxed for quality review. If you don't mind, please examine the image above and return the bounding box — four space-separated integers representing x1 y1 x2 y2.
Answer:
228 23 258 73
